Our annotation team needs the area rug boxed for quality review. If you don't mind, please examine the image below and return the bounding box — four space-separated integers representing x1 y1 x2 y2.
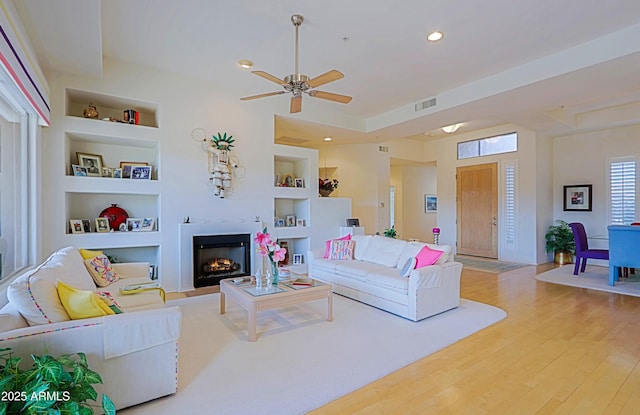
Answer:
535 264 640 297
119 294 506 415
455 255 529 273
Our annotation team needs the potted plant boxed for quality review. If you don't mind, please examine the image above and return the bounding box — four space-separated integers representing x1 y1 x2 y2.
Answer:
318 178 339 197
383 226 398 239
0 347 116 414
545 220 575 264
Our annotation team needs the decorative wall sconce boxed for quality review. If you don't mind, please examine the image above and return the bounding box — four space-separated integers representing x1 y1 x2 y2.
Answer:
191 128 245 198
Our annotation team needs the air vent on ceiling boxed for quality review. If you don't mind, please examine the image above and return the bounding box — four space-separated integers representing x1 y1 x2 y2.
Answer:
276 136 310 145
378 146 389 152
414 97 437 112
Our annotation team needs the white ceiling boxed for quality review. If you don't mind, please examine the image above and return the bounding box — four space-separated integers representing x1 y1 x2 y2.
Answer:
13 0 640 147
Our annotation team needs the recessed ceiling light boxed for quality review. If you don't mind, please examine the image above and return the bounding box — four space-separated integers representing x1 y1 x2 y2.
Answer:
427 31 443 42
238 59 254 69
323 137 332 142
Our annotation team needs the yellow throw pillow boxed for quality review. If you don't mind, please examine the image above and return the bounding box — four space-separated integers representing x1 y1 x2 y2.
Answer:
83 255 120 287
57 281 114 320
79 248 103 260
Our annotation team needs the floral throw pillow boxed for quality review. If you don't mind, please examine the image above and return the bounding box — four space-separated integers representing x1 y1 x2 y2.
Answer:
328 239 355 260
84 254 120 287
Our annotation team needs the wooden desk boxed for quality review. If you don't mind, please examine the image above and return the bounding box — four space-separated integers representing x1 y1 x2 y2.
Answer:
607 225 640 286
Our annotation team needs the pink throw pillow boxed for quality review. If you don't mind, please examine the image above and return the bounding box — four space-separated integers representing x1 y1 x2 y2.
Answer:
414 246 444 269
324 234 352 258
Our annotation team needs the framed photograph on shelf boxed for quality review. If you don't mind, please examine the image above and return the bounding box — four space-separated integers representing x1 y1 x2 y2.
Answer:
425 194 438 213
563 184 592 211
82 219 92 233
285 215 296 227
72 164 88 177
120 161 148 179
76 153 104 177
95 217 110 233
293 254 303 265
126 218 144 232
280 174 295 187
276 218 285 227
295 178 304 188
130 165 152 180
296 218 305 227
140 217 155 232
69 219 84 234
112 168 123 179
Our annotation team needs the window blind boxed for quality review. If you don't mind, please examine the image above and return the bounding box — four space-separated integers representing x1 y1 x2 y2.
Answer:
610 160 636 225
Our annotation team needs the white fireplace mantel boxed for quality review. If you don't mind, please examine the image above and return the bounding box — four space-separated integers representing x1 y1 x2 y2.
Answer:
178 221 263 292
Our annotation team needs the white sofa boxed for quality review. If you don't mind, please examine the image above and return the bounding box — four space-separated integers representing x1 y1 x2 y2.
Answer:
0 246 181 411
308 235 462 321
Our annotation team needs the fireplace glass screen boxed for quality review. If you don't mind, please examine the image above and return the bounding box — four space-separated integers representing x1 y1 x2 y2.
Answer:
193 233 250 288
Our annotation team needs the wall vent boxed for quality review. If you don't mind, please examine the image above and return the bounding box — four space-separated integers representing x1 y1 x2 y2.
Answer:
414 97 437 112
378 146 389 152
276 136 310 145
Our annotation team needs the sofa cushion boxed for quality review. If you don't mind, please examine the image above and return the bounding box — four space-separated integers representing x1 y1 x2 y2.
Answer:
57 280 115 320
361 236 408 267
84 255 120 287
365 270 409 293
328 239 355 260
323 234 351 258
397 242 427 269
79 248 104 260
351 235 372 261
400 257 417 277
415 246 444 268
334 261 384 281
6 246 95 326
426 243 451 264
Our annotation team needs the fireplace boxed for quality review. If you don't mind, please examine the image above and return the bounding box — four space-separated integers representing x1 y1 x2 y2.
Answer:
193 233 251 288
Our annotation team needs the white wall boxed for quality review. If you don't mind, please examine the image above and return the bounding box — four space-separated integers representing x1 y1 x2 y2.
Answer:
427 124 542 264
390 164 438 242
551 123 640 253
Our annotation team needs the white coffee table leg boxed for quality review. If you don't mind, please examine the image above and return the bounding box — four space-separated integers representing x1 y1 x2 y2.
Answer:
220 291 226 314
327 292 333 322
248 303 257 342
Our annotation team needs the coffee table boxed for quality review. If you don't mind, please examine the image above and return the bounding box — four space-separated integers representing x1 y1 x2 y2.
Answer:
219 277 333 341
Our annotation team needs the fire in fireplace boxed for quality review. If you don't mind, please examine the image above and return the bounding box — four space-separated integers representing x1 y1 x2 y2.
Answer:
193 233 251 288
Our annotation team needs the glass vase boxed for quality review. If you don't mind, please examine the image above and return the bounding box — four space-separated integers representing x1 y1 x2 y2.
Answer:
270 261 279 285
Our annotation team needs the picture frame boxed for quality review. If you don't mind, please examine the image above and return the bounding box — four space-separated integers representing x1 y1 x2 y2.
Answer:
112 168 123 179
296 218 305 227
280 174 295 187
346 218 360 227
72 164 88 177
293 254 303 265
126 217 144 232
82 219 92 233
563 184 592 211
140 217 155 232
295 178 304 188
276 218 285 227
95 217 110 233
76 152 104 177
69 219 84 234
425 194 438 213
130 165 152 180
285 215 296 227
120 161 148 179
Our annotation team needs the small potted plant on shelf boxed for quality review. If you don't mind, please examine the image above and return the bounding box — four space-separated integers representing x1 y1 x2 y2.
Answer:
318 178 339 197
545 220 575 264
383 226 398 239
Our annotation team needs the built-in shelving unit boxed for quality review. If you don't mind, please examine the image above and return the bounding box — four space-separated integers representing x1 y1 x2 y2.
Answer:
59 88 162 278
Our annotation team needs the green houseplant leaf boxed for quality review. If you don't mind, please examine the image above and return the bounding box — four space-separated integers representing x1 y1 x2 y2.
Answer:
545 220 575 254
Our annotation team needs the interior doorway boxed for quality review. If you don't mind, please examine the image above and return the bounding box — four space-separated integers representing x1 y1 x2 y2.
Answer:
456 163 498 258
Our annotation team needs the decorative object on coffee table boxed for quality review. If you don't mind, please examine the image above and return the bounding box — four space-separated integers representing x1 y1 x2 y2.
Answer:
255 227 287 285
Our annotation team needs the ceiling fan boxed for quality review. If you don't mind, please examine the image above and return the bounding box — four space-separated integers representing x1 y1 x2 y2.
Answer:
240 14 352 113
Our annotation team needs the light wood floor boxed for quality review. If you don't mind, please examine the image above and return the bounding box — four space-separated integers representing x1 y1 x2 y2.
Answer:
307 264 640 415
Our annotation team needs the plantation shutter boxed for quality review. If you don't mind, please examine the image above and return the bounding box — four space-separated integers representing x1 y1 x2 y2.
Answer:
504 163 516 245
609 160 636 225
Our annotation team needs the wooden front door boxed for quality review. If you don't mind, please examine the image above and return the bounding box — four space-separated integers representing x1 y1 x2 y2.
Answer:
456 163 498 258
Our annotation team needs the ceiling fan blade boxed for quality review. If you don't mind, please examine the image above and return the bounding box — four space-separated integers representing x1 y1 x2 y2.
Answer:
290 95 302 113
240 91 285 101
307 70 344 88
252 71 287 85
308 90 352 104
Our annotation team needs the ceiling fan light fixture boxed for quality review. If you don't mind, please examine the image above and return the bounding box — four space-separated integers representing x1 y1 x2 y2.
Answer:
238 59 254 69
323 137 332 142
442 123 461 134
427 31 444 42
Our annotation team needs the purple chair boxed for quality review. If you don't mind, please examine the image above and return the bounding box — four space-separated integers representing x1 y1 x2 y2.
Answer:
569 222 609 275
